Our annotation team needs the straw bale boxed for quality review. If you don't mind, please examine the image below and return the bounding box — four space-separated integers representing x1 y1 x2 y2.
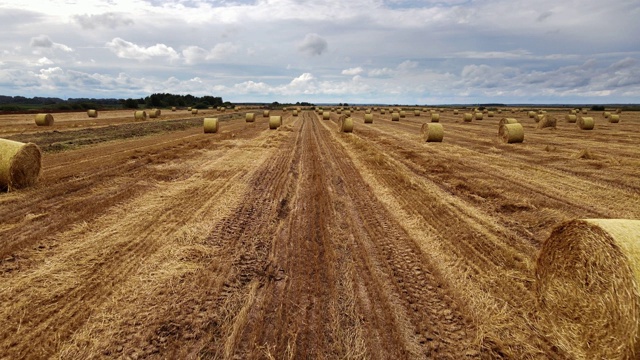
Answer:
536 219 640 360
203 118 219 133
0 139 41 191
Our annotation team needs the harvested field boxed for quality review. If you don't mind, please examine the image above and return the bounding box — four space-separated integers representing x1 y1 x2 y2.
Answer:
1 108 639 359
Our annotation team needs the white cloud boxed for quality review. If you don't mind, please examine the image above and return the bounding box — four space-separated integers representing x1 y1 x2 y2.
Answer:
29 35 73 52
298 33 328 56
207 42 240 60
105 38 179 61
342 67 364 75
72 13 134 29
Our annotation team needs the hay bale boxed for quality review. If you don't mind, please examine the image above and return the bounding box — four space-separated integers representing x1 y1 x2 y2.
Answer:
269 115 281 129
414 110 420 116
338 116 354 133
499 123 524 143
578 117 595 130
149 109 161 118
453 109 459 115
322 111 330 120
487 111 495 117
474 112 483 120
245 113 255 122
0 139 41 191
534 114 545 123
399 111 406 118
391 112 400 121
171 107 177 112
134 111 147 120
616 108 622 114
203 118 219 133
535 219 640 360
610 114 620 123
565 114 577 123
364 113 373 124
365 109 371 114
463 113 473 122
603 111 611 119
528 111 536 118
87 109 98 118
431 113 440 122
293 110 299 116
191 109 199 115
498 118 518 127
582 109 588 114
34 113 54 126
421 123 444 142
345 110 351 116
380 109 386 115
336 109 342 114
537 116 557 129
187 107 192 111
263 110 270 117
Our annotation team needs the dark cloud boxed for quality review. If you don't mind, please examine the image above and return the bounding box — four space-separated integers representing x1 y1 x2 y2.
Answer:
30 35 53 48
297 33 328 56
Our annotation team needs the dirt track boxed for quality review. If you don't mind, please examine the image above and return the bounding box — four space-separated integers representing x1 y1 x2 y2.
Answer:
1 108 639 359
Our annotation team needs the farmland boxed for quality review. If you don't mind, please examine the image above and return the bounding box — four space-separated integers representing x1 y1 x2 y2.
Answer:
1 107 639 359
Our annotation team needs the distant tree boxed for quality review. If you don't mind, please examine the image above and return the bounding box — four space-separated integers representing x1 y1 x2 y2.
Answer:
590 105 605 111
123 98 139 109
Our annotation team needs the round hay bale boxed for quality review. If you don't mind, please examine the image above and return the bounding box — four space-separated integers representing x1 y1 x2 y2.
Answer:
345 110 352 116
364 113 374 124
431 113 440 122
322 111 330 120
338 116 354 133
414 110 420 116
269 115 281 129
537 116 557 129
528 111 536 118
203 118 219 133
499 123 524 143
582 109 588 114
498 118 518 127
453 109 459 115
171 107 177 111
565 114 577 123
336 109 342 114
570 109 577 114
87 109 98 118
380 109 386 115
0 139 41 191
399 111 406 118
293 110 299 116
191 109 199 115
34 113 54 126
487 111 495 117
535 219 640 360
603 111 611 119
391 112 400 121
474 112 483 120
616 108 622 114
578 117 595 130
365 109 371 114
534 114 545 123
187 107 192 111
134 111 147 120
245 113 255 122
609 114 620 123
421 123 444 142
263 110 270 117
463 113 473 122
148 109 161 118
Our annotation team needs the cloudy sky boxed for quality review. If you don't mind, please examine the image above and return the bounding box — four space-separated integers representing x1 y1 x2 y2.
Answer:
0 0 639 104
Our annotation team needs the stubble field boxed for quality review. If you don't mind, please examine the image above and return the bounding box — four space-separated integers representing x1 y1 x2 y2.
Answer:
1 107 639 359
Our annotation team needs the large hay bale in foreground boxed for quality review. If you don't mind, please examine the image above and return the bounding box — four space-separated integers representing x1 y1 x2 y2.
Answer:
391 112 400 121
578 117 594 130
537 116 557 129
536 219 640 360
322 111 330 120
338 116 354 133
499 123 524 143
245 113 255 122
565 114 577 123
87 109 98 118
0 139 41 191
35 113 54 126
610 114 620 123
269 115 281 129
134 111 147 120
203 118 219 133
463 113 473 122
364 113 373 124
431 113 440 122
421 123 444 142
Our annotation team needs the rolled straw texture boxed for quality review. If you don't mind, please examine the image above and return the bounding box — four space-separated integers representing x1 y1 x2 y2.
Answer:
578 117 595 130
421 123 444 142
203 118 219 133
499 123 524 143
34 113 54 126
536 219 640 360
0 139 41 191
269 115 281 129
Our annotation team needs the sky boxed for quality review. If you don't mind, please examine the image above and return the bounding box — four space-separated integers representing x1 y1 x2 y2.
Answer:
0 0 639 104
